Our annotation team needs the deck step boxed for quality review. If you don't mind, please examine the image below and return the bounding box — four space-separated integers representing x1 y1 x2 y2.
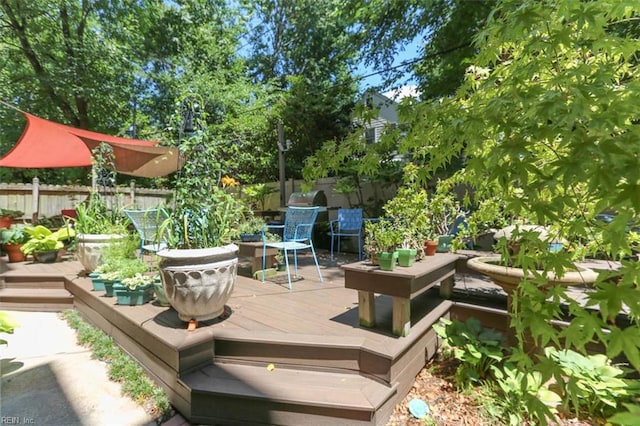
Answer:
183 361 397 425
2 275 67 289
0 287 74 311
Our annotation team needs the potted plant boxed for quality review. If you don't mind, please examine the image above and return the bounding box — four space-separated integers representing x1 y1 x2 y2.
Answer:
427 190 465 253
0 209 24 229
397 231 419 267
20 224 75 263
0 225 30 262
237 215 266 242
98 257 148 297
115 273 155 305
365 219 402 271
90 235 141 294
74 192 130 272
75 144 130 272
156 96 247 328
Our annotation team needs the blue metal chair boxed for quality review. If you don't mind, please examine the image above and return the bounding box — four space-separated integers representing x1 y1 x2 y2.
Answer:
261 206 323 290
330 208 364 260
123 208 169 258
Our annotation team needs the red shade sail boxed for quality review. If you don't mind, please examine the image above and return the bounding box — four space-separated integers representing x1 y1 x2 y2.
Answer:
0 113 182 177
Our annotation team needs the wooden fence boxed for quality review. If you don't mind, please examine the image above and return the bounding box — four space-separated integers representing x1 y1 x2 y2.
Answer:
0 177 397 223
0 178 173 222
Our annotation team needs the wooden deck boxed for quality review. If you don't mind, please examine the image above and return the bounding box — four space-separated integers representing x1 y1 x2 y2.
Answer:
0 251 508 425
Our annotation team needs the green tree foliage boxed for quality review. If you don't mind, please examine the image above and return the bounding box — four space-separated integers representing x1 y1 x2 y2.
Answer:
246 0 358 178
344 0 495 98
0 0 276 185
398 0 640 418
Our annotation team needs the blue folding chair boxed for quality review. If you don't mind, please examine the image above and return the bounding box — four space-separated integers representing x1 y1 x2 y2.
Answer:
329 208 364 260
261 206 323 290
123 208 169 258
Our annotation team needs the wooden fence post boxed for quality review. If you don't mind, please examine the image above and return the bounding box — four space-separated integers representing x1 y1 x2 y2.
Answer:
130 180 136 206
32 177 39 223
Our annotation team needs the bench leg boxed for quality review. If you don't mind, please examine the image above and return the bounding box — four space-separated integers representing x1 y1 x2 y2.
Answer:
392 297 411 337
358 290 376 327
439 275 454 299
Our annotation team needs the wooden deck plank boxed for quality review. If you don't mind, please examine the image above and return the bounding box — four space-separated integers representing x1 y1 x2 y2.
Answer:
1 252 471 426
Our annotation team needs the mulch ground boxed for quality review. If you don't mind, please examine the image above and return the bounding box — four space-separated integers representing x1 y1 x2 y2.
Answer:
387 356 487 426
387 355 601 426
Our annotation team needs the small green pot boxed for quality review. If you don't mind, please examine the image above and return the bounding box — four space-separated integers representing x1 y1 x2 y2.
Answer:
377 251 399 271
114 283 154 306
89 272 105 291
153 279 170 307
397 248 417 267
437 235 455 253
103 279 118 297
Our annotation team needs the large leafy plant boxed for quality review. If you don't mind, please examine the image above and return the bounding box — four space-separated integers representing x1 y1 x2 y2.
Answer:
433 317 507 387
20 225 75 255
160 96 247 249
75 144 129 235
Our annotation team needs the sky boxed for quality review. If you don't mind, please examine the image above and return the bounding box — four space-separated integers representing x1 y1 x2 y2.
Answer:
354 35 425 100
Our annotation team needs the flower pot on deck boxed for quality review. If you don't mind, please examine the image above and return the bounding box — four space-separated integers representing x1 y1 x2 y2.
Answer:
5 243 26 262
34 250 59 263
89 272 105 291
397 248 417 267
377 251 399 271
114 283 154 306
76 233 127 272
157 244 238 323
424 240 438 256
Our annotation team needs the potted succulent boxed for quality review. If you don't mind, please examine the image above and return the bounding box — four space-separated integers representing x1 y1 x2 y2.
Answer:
0 225 30 262
156 96 247 328
20 224 76 263
98 257 148 297
90 235 142 294
397 228 419 267
0 209 24 229
115 273 155 305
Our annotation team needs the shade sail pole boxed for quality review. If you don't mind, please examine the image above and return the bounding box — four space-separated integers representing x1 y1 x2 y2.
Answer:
32 177 39 223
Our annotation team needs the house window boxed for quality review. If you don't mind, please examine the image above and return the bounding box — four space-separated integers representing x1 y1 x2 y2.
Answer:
365 128 376 144
364 96 374 109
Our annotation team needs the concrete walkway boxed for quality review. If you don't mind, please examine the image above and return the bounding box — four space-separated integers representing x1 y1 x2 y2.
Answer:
0 310 156 426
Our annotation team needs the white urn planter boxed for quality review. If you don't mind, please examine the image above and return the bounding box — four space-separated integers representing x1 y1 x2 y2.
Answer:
467 256 598 308
157 243 238 325
76 233 127 272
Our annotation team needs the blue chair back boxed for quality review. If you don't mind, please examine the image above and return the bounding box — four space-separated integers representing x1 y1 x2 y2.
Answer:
124 208 168 243
337 208 363 232
283 207 319 242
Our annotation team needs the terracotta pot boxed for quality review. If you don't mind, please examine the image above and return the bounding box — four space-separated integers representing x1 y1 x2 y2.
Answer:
424 240 438 256
0 216 13 229
5 243 26 262
157 244 238 322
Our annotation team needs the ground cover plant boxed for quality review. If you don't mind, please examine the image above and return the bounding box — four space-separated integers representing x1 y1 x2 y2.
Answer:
61 310 172 422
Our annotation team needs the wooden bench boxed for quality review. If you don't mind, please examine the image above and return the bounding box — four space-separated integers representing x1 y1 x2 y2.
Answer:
342 253 461 337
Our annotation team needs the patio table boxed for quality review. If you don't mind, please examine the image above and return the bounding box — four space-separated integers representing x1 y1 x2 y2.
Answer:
342 253 462 337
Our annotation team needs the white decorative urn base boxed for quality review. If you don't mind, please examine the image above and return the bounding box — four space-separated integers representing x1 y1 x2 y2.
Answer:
157 244 238 322
76 233 127 272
